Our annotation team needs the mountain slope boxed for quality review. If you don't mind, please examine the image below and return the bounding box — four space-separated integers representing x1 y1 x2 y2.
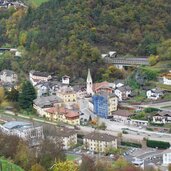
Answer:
18 0 171 78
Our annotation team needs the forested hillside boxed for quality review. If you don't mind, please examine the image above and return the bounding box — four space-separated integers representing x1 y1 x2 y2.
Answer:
1 0 171 80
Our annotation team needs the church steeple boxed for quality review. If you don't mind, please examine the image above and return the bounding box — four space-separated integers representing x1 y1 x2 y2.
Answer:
86 69 93 95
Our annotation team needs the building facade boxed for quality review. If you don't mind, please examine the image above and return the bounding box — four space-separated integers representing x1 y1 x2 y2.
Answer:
0 69 18 84
29 70 52 86
83 132 117 153
92 92 118 118
0 121 44 146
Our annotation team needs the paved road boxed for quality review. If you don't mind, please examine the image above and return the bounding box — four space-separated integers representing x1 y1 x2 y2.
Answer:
2 103 171 143
78 99 171 143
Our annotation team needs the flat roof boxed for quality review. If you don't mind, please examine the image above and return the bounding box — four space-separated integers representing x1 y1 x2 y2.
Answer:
3 121 32 130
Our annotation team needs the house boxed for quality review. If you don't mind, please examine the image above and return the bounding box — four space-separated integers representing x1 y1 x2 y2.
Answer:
93 81 115 94
0 69 18 84
29 70 52 86
0 121 44 146
163 148 171 166
62 75 70 85
73 85 86 99
35 80 60 97
48 127 77 150
152 111 171 124
45 107 80 125
162 71 171 85
83 132 117 153
57 86 77 103
114 86 132 101
112 110 132 123
114 80 124 88
92 92 118 118
33 95 63 117
146 88 164 100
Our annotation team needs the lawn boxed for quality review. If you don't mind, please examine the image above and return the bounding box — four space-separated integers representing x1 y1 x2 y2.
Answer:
25 0 49 7
66 154 79 161
0 159 24 171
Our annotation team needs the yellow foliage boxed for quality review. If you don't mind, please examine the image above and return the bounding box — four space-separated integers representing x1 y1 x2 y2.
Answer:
53 161 79 171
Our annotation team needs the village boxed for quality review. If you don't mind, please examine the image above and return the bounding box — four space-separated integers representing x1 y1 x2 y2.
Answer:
0 51 171 170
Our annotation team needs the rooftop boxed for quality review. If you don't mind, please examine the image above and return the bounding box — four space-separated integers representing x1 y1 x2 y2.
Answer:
30 70 51 77
3 121 32 130
33 95 63 108
49 127 76 137
84 132 117 142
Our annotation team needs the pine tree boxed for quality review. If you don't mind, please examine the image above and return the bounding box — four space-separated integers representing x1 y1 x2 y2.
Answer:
19 81 36 109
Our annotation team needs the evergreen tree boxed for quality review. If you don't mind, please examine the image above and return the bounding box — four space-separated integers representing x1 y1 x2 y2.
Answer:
19 81 36 109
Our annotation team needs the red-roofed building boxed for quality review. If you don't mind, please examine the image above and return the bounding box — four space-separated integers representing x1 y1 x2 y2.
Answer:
93 81 114 94
45 107 80 125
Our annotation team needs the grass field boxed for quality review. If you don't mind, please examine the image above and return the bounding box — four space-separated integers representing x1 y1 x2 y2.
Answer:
66 154 79 161
25 0 49 7
0 159 24 171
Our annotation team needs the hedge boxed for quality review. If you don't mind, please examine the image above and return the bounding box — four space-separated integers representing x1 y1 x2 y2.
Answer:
121 141 142 148
146 140 170 149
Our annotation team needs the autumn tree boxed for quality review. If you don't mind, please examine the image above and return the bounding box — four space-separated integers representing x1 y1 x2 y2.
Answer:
30 163 46 171
14 141 36 170
38 138 65 170
53 161 79 171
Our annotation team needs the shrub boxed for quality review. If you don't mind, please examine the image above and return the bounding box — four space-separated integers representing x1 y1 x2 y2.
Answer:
144 107 159 113
121 141 142 148
146 140 170 149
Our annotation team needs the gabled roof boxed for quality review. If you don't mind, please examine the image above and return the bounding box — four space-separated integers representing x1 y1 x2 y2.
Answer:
117 85 131 92
30 70 51 77
93 81 114 91
84 132 117 142
33 95 62 108
45 107 79 119
0 69 16 76
154 110 171 117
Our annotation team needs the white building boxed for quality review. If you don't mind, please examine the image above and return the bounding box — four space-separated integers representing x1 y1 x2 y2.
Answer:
146 88 163 100
83 132 117 153
163 71 171 85
0 69 18 84
62 75 70 85
86 69 94 96
50 127 77 150
0 121 44 146
29 70 52 86
152 111 171 124
163 148 171 166
114 86 132 101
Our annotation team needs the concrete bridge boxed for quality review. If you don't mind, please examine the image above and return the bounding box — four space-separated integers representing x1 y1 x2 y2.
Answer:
104 56 149 69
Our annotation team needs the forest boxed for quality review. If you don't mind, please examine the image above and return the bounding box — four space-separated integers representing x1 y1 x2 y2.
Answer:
0 0 171 81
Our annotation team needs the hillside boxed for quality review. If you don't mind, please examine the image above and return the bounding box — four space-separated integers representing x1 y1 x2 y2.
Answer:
1 0 171 80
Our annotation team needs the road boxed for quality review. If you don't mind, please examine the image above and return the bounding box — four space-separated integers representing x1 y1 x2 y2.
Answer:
78 98 171 143
1 99 171 143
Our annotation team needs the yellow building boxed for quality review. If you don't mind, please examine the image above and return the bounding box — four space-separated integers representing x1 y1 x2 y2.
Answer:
45 107 80 125
108 94 118 116
57 86 77 103
83 132 117 153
